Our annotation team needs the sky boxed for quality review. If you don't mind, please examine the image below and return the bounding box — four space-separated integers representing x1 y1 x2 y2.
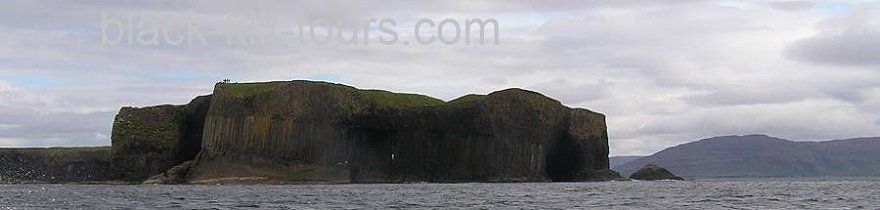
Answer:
1 0 879 156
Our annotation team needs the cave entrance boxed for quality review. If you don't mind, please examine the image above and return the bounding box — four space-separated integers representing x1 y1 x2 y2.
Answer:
350 128 396 183
545 136 586 182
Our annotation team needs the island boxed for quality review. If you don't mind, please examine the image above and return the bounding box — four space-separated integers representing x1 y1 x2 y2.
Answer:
1 80 619 184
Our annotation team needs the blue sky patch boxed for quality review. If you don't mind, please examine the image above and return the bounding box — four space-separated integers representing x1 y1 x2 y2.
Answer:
8 75 72 89
815 2 852 16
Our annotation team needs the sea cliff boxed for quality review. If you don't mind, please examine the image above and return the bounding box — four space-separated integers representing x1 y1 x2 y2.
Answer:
189 81 610 183
2 80 615 184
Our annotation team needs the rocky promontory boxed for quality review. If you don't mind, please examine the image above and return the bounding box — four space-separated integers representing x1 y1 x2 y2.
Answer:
2 80 616 184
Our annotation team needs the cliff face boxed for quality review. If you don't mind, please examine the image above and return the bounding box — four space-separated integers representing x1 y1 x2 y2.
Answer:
110 95 211 181
190 82 369 182
0 147 112 184
349 90 609 182
188 81 611 183
2 80 609 184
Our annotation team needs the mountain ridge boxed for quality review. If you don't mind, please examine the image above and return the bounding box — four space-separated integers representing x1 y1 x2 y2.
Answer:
613 134 880 179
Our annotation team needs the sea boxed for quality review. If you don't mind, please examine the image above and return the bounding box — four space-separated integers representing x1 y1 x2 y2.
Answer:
1 177 878 209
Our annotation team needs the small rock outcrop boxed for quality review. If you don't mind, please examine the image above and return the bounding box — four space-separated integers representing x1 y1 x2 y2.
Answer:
577 169 628 181
629 164 684 181
143 161 194 184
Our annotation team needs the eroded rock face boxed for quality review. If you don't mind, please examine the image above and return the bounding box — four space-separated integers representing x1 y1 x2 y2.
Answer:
110 95 211 181
186 80 613 183
629 164 684 181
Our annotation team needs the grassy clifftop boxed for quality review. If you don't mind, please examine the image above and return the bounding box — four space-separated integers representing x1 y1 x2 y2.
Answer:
360 90 445 108
448 94 487 105
215 82 577 111
217 81 446 108
218 82 287 97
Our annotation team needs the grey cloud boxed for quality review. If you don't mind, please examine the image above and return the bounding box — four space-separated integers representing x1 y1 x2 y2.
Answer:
785 8 880 66
0 80 209 147
684 86 817 107
0 109 115 147
529 79 612 105
631 100 880 141
786 30 880 66
768 1 817 11
2 1 880 157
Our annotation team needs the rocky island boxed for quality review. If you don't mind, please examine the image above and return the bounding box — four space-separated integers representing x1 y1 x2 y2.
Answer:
629 164 684 181
1 80 618 184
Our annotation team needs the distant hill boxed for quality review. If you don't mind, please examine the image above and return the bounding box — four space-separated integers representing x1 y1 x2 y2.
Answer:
613 135 880 179
610 156 643 168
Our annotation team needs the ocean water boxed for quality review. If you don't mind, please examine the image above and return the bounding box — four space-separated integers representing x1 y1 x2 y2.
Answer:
1 178 878 209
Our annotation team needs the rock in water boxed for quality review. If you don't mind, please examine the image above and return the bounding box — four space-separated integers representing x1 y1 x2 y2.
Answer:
629 164 684 181
143 161 194 184
578 169 628 181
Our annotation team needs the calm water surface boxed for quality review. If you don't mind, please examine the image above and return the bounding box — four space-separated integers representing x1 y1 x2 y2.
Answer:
1 178 878 209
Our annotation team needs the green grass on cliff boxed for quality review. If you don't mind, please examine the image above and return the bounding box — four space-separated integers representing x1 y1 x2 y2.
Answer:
447 94 486 105
219 81 445 107
220 82 284 97
218 81 503 108
115 106 181 150
360 90 445 108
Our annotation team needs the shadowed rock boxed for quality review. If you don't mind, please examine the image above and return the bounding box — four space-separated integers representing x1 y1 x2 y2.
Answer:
629 164 684 181
111 95 211 181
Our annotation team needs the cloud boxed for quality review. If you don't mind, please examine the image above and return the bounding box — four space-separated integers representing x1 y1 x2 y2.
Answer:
0 124 20 130
785 5 880 66
529 78 612 105
637 99 877 139
0 80 117 147
768 1 817 11
0 111 116 147
1 1 879 156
